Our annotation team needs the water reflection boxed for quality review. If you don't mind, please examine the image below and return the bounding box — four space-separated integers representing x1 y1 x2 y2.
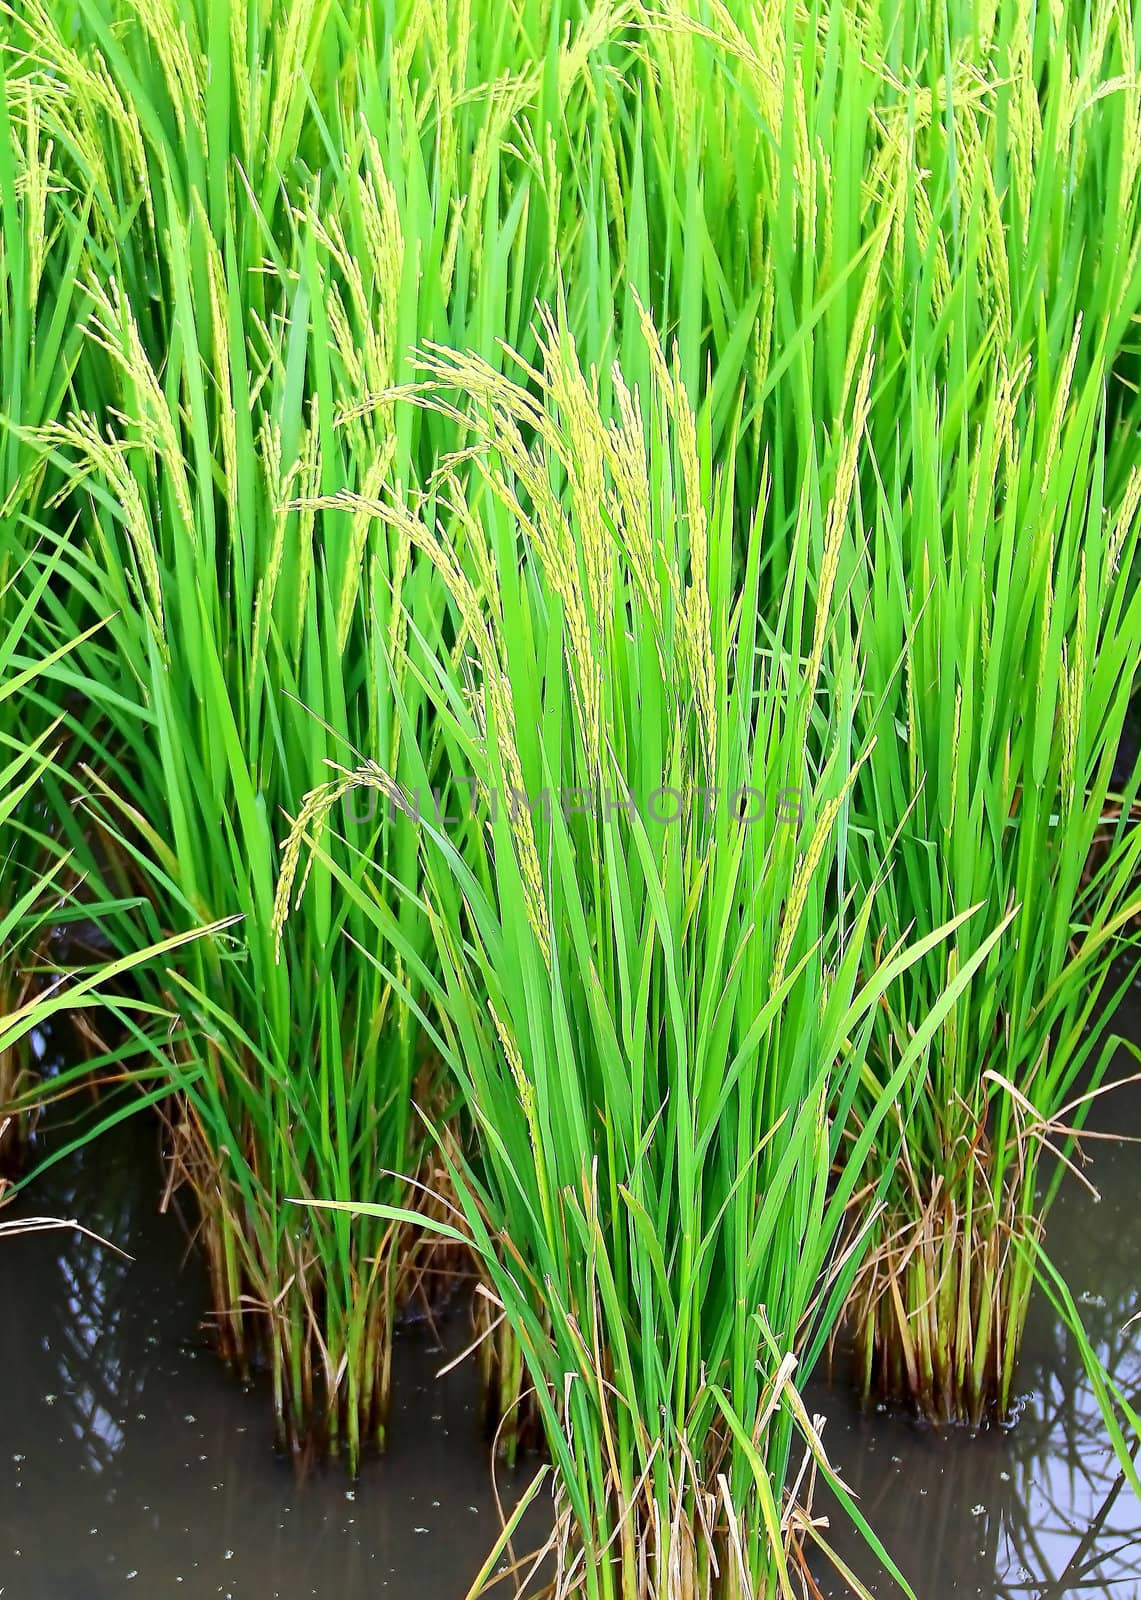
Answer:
44 1170 144 1473
3 1142 147 1464
0 1117 522 1598
999 1119 1141 1598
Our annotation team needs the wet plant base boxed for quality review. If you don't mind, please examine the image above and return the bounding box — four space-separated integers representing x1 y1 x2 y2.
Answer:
163 1105 425 1473
848 1191 1039 1430
473 1291 544 1468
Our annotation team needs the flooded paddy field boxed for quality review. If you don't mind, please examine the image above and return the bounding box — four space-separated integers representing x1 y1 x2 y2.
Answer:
3 1016 1139 1600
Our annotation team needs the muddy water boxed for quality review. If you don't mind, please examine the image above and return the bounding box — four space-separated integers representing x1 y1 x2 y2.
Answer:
2 1025 1139 1600
0 1111 531 1599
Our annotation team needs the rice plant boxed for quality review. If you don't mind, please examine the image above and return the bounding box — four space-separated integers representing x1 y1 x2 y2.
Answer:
8 0 668 1469
23 225 445 1465
619 0 1141 1428
276 313 1014 1597
838 332 1141 1425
